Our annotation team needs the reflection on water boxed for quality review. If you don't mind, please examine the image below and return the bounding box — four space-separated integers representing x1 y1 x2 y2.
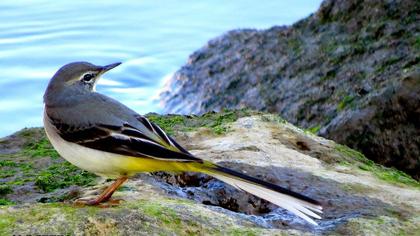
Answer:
0 0 321 136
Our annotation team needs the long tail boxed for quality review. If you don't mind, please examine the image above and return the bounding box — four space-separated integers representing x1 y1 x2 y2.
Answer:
202 165 323 225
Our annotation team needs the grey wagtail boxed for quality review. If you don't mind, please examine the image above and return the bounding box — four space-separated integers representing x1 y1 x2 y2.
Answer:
43 61 323 225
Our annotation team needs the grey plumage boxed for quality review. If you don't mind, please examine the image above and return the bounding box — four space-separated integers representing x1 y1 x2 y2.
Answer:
44 61 154 142
44 61 197 162
43 61 323 225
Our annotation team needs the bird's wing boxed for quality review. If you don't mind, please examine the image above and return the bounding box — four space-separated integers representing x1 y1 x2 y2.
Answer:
133 115 191 154
47 114 202 163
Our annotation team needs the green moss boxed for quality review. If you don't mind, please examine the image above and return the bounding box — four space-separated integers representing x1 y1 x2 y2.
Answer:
306 125 321 134
375 56 401 73
0 212 16 235
287 37 302 54
17 128 38 138
320 40 338 55
35 162 97 192
361 164 420 188
0 200 266 235
260 114 287 124
350 33 376 55
202 110 239 134
337 95 356 111
412 35 420 51
0 169 16 178
6 179 28 186
336 215 420 236
1 127 100 199
0 185 13 195
141 201 181 225
226 228 261 236
125 198 265 235
147 109 254 136
0 203 81 235
320 69 337 82
0 160 19 167
146 114 187 135
340 183 374 194
0 160 32 170
0 159 34 184
126 199 196 234
22 137 60 158
0 198 14 205
335 144 420 188
352 41 367 55
19 162 34 173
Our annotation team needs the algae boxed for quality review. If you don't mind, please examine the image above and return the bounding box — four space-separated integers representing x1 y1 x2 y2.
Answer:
0 185 13 195
335 144 420 188
0 198 14 205
287 37 303 54
0 112 419 234
0 199 266 235
134 200 181 225
147 109 254 135
35 162 97 192
337 95 356 111
0 212 16 235
335 215 420 236
22 137 60 158
306 125 321 134
0 127 98 202
146 113 187 135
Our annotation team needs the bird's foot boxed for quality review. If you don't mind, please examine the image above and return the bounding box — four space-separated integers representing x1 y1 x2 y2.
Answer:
72 177 128 208
73 198 98 207
99 199 124 208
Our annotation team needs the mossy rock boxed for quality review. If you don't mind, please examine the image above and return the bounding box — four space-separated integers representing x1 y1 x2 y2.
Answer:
0 111 419 235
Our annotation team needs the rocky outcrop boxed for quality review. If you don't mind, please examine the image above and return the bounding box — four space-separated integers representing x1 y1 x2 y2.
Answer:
1 111 419 235
159 0 420 179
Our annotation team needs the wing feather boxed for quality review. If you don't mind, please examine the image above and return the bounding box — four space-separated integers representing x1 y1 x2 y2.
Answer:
47 115 201 163
134 115 190 154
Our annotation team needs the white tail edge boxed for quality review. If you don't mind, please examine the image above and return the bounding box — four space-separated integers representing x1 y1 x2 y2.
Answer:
209 172 323 226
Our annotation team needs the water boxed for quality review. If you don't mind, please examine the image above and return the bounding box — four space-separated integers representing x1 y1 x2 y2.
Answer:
0 0 321 137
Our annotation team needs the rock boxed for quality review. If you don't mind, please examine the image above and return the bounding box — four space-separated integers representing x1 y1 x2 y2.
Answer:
0 111 419 235
159 0 420 179
320 73 420 179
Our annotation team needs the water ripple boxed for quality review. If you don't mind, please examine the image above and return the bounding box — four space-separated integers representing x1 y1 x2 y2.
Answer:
0 0 322 136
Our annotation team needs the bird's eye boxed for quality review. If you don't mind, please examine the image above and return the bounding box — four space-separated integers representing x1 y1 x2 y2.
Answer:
82 73 95 82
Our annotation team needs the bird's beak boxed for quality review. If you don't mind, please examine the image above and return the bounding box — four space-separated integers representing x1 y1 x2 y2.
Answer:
100 62 122 73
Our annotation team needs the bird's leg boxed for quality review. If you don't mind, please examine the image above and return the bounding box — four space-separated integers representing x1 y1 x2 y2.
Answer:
75 176 128 206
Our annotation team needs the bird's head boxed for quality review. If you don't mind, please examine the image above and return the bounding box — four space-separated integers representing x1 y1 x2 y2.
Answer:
46 61 121 93
44 61 121 105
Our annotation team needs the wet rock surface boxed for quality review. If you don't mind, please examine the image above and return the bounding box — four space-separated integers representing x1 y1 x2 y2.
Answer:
149 164 398 233
1 112 419 235
159 0 420 179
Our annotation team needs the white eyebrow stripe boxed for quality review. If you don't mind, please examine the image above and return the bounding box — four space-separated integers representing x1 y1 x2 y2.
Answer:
63 71 98 85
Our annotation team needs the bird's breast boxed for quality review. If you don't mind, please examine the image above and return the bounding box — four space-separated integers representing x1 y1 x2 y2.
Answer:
43 110 138 178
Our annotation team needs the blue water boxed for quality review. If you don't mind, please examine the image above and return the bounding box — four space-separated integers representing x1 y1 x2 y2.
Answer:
0 0 321 137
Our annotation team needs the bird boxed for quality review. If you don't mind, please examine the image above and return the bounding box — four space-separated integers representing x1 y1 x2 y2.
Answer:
43 61 323 225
